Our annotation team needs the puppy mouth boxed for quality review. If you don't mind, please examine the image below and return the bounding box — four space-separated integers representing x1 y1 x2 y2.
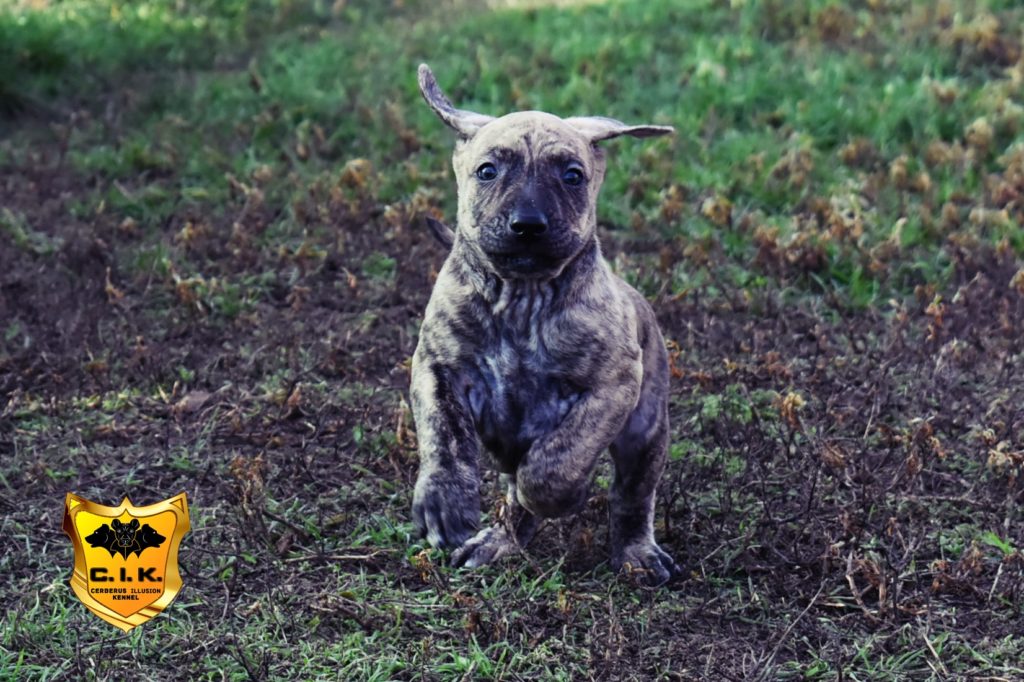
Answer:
484 249 562 274
477 222 581 276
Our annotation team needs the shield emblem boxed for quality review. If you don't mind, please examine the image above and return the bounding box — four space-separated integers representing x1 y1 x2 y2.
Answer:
63 493 190 631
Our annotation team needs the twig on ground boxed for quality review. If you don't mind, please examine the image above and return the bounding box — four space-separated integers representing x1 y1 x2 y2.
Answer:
921 630 950 677
845 551 881 624
283 549 392 563
753 582 825 682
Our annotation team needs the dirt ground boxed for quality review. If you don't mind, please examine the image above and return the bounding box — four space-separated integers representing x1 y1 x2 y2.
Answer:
2 1 1024 678
3 133 1024 679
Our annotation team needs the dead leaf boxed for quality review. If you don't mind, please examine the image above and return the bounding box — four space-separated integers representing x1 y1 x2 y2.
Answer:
174 390 211 416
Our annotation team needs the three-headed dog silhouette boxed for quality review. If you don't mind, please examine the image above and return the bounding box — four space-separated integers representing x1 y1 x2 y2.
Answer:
87 518 166 560
410 64 678 585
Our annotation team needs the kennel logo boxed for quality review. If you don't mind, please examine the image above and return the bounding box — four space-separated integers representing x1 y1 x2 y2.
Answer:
63 493 190 631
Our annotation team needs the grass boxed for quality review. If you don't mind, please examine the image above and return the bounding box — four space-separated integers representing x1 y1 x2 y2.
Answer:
2 0 1024 679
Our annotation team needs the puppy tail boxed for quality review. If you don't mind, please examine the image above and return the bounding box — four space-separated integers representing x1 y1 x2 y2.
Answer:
425 216 455 250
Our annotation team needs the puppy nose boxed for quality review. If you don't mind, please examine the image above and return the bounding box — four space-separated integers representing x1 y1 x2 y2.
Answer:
510 209 548 238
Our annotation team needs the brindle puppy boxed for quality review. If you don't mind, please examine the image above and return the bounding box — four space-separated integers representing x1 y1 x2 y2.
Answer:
410 64 678 584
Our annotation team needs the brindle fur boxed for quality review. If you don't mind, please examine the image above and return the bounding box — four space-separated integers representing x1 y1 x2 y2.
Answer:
410 64 678 584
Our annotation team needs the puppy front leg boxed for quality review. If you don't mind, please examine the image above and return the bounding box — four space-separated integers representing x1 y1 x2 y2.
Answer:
410 360 481 549
515 377 640 519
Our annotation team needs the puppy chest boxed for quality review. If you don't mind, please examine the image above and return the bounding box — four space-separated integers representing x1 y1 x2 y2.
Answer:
463 352 582 471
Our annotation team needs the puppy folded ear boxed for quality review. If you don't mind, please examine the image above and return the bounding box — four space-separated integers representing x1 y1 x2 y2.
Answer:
418 64 495 139
564 116 674 143
425 216 455 250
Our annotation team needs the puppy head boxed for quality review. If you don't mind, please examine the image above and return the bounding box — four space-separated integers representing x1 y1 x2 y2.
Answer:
418 64 672 280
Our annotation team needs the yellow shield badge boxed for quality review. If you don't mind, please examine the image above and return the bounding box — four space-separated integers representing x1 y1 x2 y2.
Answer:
63 493 190 631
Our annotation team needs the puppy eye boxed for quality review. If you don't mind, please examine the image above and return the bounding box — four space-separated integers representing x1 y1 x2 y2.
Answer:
562 167 585 186
476 163 498 182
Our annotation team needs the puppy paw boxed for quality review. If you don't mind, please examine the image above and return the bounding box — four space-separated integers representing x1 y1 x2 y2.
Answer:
450 525 520 568
412 478 479 550
612 540 680 586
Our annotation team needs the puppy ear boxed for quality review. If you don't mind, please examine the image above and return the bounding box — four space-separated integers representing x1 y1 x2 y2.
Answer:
565 116 674 143
425 216 455 250
418 64 494 139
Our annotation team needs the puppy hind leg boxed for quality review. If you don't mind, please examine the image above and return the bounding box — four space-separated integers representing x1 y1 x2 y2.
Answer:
451 474 540 568
609 396 679 585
